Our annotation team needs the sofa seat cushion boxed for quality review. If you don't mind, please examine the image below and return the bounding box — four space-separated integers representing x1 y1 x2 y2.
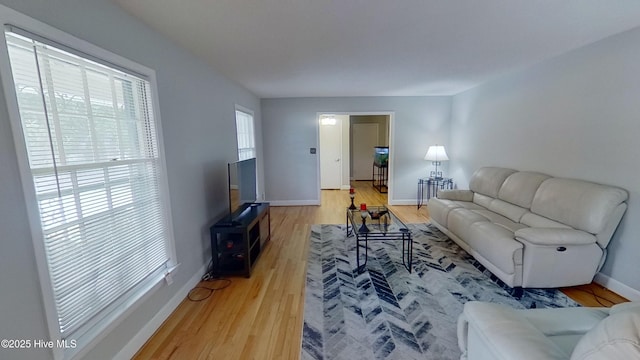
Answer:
473 209 528 233
428 198 483 227
520 306 611 356
552 334 594 358
466 222 523 275
428 198 457 227
454 201 484 210
523 307 610 336
571 306 640 360
448 208 491 241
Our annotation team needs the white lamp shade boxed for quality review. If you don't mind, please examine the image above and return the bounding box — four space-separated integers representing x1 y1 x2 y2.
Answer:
424 145 449 161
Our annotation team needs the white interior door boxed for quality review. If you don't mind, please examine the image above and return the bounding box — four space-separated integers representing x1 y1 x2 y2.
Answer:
319 117 342 189
352 123 379 180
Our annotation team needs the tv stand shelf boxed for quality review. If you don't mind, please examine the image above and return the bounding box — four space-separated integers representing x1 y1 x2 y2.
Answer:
210 203 270 277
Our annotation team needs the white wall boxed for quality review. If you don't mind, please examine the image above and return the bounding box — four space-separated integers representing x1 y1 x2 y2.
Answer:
261 97 451 205
450 27 640 296
0 1 260 359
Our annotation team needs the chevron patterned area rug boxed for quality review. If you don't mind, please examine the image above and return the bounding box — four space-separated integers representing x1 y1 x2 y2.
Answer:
301 223 579 360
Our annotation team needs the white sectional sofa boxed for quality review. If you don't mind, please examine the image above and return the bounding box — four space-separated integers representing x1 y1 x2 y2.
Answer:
428 167 628 290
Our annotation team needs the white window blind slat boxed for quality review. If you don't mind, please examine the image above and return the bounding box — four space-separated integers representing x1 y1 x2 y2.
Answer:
235 109 255 160
5 30 172 339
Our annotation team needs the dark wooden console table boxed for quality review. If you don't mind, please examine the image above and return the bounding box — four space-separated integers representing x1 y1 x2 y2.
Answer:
210 203 270 277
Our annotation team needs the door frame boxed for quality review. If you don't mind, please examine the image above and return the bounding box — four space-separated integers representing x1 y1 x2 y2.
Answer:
315 111 395 203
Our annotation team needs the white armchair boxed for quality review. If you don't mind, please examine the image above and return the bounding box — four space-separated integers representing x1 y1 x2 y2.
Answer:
457 301 640 360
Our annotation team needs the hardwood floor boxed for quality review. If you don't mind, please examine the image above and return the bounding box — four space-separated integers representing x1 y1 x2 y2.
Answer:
133 181 626 359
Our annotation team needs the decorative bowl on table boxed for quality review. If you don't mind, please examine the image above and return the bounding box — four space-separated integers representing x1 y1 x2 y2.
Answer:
368 208 388 220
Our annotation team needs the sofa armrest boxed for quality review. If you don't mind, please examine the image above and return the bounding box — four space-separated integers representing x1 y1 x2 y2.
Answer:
515 227 597 246
463 301 568 360
437 189 474 201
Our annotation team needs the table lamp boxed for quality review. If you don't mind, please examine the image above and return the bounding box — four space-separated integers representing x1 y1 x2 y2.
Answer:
424 145 449 179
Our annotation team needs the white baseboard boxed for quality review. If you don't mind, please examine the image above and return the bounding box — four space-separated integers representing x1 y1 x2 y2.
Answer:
593 272 640 301
114 263 208 360
340 185 351 190
268 200 320 206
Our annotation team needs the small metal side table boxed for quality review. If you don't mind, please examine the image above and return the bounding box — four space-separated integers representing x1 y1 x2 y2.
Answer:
417 177 453 209
372 163 388 193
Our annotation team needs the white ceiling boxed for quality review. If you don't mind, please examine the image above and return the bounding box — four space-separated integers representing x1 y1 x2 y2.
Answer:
114 0 640 98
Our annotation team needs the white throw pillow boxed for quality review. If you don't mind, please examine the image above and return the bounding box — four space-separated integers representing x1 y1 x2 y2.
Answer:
570 307 640 360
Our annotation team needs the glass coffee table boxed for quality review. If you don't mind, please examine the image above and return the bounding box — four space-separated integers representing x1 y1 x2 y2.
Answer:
346 205 413 273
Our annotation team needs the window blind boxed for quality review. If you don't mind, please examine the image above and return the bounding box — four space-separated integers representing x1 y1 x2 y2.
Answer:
235 109 255 160
5 31 171 337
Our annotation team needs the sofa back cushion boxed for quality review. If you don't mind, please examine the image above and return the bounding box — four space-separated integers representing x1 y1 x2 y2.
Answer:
488 199 529 223
473 193 494 209
520 213 572 229
469 167 516 198
498 172 551 209
530 178 628 235
570 305 640 360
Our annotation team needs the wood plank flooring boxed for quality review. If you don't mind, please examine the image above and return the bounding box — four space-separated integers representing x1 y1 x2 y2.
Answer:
133 180 627 359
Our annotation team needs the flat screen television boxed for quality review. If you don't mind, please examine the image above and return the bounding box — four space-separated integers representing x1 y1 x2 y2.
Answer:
228 157 257 216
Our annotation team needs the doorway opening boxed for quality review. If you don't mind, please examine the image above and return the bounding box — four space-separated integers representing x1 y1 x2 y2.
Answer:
318 112 393 204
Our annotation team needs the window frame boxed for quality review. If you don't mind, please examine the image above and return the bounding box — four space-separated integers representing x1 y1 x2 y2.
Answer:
234 104 256 161
0 5 177 359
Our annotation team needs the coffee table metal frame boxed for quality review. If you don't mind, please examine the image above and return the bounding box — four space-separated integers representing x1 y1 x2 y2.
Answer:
346 206 413 273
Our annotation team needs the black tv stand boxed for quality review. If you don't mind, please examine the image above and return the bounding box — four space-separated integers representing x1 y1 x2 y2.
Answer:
216 220 241 227
210 203 270 277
